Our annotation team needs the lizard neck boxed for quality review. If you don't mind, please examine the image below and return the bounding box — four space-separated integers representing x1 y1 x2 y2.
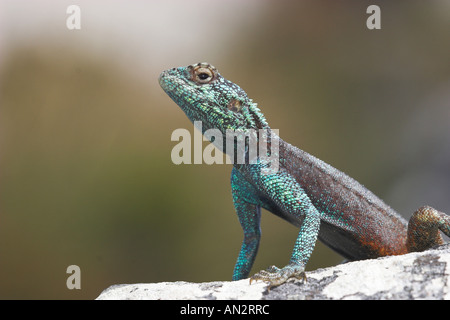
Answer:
200 100 273 163
230 128 281 174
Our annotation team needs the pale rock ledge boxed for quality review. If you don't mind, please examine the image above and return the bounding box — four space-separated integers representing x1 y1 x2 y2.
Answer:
96 244 450 300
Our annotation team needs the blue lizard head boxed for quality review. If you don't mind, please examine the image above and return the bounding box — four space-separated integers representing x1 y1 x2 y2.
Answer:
159 62 269 135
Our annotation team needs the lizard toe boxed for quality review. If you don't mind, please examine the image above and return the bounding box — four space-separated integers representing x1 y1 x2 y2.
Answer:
249 264 306 288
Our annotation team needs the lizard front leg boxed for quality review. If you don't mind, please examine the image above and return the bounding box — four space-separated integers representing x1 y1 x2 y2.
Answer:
250 204 320 287
231 168 262 280
249 170 322 287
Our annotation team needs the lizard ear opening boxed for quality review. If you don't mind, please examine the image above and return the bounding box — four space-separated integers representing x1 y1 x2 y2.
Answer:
227 99 242 113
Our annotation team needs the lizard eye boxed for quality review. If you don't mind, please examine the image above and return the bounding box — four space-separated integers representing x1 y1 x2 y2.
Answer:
191 64 217 84
198 72 210 81
194 67 213 83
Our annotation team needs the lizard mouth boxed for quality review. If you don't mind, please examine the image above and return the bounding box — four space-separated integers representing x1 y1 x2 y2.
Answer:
158 69 177 93
159 69 192 105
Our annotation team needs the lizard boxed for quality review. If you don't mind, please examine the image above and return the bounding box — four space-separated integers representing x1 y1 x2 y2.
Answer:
158 62 450 287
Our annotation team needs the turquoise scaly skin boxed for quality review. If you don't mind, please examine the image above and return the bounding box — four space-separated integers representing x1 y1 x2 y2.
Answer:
159 62 450 287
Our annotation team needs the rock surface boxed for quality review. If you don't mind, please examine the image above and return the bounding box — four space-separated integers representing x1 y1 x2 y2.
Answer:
96 244 450 300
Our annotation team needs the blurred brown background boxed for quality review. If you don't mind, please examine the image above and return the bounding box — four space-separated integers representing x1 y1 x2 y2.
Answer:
1 0 449 299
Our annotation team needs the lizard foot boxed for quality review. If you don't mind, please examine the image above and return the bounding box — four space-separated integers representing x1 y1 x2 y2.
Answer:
249 264 306 288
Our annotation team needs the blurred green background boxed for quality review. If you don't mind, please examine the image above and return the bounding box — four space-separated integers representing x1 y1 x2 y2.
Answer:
1 1 449 299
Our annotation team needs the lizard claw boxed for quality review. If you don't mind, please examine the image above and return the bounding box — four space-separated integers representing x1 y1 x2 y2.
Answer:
249 264 306 288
